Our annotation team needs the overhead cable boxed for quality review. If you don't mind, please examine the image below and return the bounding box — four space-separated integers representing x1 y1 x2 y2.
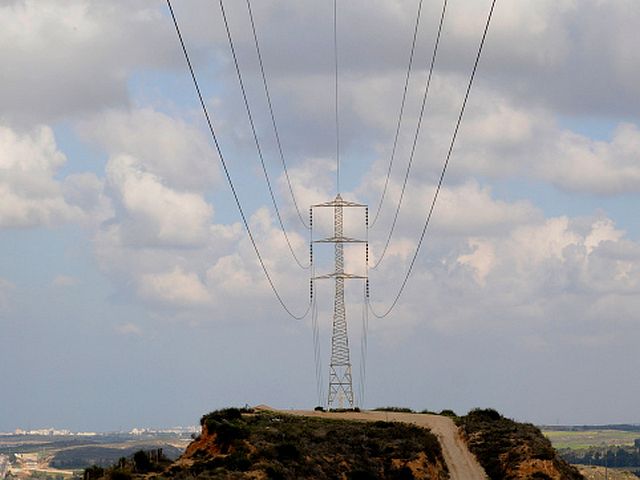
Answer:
370 0 448 270
311 291 324 406
245 0 309 229
369 0 497 318
219 0 310 270
358 279 369 407
369 0 425 228
166 0 311 320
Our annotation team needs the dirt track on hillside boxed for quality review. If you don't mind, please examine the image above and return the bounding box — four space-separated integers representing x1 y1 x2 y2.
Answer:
274 409 488 480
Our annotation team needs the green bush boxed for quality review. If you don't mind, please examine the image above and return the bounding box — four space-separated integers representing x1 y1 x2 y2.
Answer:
200 408 243 427
466 408 502 421
213 422 249 450
439 409 457 418
275 443 300 461
132 451 150 473
373 406 414 413
108 470 131 480
83 465 104 480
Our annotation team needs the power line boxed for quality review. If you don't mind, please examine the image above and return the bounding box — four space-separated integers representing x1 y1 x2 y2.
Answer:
311 290 324 406
368 0 497 319
370 0 448 270
369 0 425 228
360 210 370 407
245 0 309 229
219 0 310 270
334 0 340 194
309 208 323 406
166 0 311 320
358 279 369 407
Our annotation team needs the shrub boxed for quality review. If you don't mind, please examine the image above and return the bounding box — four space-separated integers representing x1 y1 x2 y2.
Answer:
225 450 251 471
200 408 243 427
200 408 250 451
214 421 249 450
349 469 378 480
132 450 151 473
373 407 414 413
265 465 285 480
389 466 416 480
83 465 104 480
466 408 502 421
276 443 300 461
439 409 457 418
108 470 131 480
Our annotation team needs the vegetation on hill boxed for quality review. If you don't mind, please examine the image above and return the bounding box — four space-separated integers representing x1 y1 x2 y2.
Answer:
456 408 584 480
83 448 173 480
50 444 182 469
560 445 640 470
87 408 449 480
373 406 415 413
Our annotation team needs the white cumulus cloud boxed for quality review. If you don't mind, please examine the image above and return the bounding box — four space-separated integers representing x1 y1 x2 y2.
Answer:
0 125 83 228
138 266 212 308
106 154 214 248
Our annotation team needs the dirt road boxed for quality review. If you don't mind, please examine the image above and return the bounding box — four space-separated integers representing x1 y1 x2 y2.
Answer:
277 409 488 480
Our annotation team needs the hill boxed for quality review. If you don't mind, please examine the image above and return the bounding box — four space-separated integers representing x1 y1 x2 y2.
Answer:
85 407 585 480
456 408 584 480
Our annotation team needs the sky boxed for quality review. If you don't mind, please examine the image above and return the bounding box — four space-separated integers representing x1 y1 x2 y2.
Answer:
2 0 640 431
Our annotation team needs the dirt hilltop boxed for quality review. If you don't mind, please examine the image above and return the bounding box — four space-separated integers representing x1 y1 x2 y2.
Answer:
85 407 584 480
281 407 486 480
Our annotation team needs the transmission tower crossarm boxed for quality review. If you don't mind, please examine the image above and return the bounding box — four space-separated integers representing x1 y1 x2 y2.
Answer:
314 235 366 244
313 272 367 280
312 198 366 208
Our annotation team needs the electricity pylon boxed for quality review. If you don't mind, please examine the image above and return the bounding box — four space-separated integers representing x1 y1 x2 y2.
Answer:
312 194 367 409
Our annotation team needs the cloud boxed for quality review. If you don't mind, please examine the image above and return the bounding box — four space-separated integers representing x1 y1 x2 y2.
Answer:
433 0 640 116
92 199 310 318
0 0 176 124
364 180 540 269
0 125 85 228
430 214 639 336
105 154 214 248
429 180 540 235
537 123 640 195
79 108 219 191
357 80 640 197
362 171 640 346
115 323 143 337
457 239 495 286
51 275 79 288
138 266 212 308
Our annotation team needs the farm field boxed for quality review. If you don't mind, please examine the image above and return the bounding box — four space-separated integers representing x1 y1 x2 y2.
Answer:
543 428 640 450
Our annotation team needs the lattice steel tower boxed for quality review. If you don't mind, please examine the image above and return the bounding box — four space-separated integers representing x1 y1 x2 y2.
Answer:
312 194 367 409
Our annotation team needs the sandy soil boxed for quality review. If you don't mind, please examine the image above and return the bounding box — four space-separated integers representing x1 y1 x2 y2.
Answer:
272 408 488 480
